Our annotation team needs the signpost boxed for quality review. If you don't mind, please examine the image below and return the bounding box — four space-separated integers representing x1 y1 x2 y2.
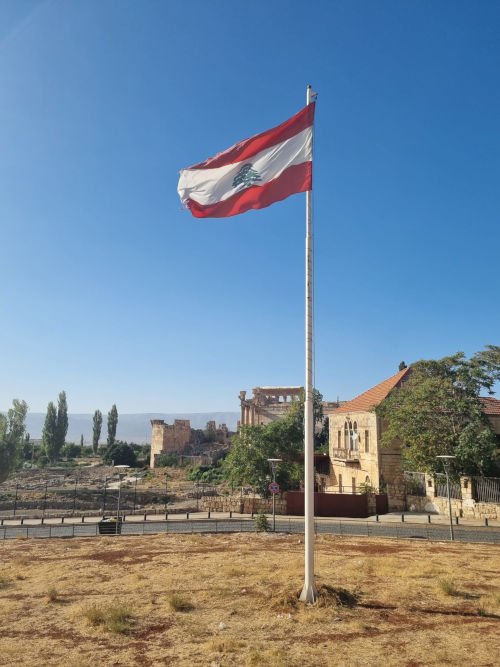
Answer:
267 458 282 532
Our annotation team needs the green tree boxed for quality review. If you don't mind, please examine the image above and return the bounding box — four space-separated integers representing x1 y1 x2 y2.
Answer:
62 442 82 458
80 433 84 448
42 402 58 462
224 390 325 494
107 404 118 447
376 347 500 477
204 421 216 443
0 399 28 482
102 442 136 467
92 410 103 454
224 399 305 495
55 390 68 458
254 510 270 532
20 432 32 462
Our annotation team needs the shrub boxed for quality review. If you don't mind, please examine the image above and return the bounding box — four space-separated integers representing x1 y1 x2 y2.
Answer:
81 602 132 633
46 587 59 603
358 482 378 495
156 453 178 467
168 594 194 612
438 578 459 596
254 510 270 532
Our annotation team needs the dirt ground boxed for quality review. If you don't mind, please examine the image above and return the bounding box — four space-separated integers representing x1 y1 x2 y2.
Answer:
0 532 499 666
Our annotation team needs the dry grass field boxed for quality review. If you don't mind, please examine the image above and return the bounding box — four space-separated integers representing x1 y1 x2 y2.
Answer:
0 532 499 666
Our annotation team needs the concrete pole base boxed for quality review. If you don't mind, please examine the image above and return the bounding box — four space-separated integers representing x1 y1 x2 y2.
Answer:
299 583 317 603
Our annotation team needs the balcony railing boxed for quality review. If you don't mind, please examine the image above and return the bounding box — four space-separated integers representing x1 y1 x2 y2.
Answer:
332 448 359 462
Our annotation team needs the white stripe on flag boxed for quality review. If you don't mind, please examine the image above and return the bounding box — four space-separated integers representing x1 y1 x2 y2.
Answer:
178 126 312 206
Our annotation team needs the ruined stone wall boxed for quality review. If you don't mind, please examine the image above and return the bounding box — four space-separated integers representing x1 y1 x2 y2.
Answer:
150 419 191 467
239 387 303 427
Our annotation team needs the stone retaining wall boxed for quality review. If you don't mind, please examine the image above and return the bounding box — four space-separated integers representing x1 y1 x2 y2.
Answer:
406 475 500 520
200 495 287 515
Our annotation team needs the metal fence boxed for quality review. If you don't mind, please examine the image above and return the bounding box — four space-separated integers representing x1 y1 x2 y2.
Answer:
473 477 500 503
0 517 498 544
0 478 219 517
434 475 462 500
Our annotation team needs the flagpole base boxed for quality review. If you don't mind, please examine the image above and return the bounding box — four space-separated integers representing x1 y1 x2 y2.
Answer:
299 582 317 604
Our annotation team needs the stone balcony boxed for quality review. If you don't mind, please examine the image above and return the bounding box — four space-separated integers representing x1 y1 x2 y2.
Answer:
331 448 360 462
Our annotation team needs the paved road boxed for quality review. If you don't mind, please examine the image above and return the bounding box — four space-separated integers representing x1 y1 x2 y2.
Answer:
1 516 499 544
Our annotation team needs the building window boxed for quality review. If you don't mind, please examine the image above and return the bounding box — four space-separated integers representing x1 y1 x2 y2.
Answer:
338 430 341 448
352 477 356 494
339 474 343 493
344 420 359 450
365 430 369 453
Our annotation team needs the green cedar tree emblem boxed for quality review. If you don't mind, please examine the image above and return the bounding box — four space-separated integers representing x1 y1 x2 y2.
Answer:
232 163 261 189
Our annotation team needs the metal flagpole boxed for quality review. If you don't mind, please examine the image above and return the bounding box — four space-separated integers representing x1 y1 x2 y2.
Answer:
300 84 317 603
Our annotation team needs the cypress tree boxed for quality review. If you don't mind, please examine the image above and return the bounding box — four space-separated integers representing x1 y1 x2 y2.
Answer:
43 402 58 462
56 391 68 458
92 410 103 454
107 404 118 447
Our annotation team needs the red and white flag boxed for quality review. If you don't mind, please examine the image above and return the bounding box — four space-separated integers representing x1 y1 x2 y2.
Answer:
177 103 315 218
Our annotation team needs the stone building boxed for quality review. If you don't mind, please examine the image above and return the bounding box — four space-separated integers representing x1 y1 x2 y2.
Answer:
327 367 411 511
238 386 303 427
327 371 500 512
150 419 191 467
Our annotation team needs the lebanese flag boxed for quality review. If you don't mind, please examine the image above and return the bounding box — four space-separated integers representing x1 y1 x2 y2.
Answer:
177 103 315 218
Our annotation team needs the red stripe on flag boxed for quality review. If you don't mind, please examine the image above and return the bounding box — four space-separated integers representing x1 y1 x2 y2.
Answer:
185 162 312 218
188 103 315 170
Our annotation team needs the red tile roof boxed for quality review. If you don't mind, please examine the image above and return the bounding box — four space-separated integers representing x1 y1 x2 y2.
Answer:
479 397 500 415
329 367 411 414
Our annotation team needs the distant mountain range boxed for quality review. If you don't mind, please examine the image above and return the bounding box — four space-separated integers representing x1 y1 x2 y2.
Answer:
21 412 240 445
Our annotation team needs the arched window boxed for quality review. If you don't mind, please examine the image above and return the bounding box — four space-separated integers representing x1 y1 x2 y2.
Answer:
344 420 359 450
352 422 358 450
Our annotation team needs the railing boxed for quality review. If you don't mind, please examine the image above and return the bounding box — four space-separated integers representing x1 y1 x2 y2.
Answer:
434 475 462 500
473 477 500 504
331 448 359 462
0 516 498 544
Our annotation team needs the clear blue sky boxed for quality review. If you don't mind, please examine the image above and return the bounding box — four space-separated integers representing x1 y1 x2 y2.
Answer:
1 0 499 414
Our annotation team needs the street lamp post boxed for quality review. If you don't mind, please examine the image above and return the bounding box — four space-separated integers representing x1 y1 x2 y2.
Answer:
437 455 456 541
267 458 282 532
115 465 130 534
